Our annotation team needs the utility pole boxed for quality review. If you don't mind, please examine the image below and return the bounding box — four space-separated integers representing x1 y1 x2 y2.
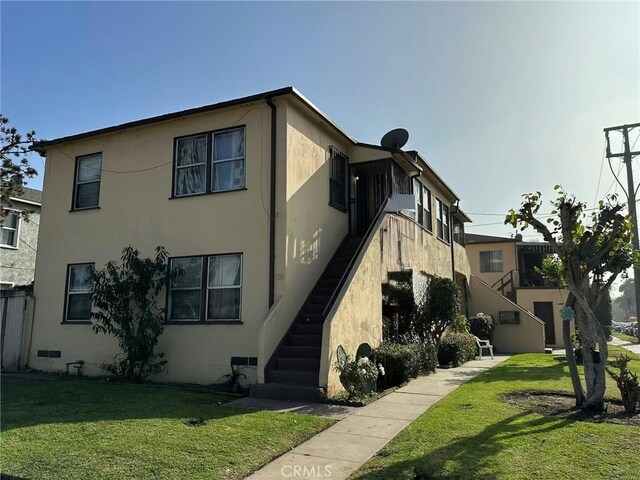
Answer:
605 122 640 340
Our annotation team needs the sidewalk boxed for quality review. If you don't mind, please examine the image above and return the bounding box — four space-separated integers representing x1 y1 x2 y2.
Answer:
610 336 640 355
246 355 510 480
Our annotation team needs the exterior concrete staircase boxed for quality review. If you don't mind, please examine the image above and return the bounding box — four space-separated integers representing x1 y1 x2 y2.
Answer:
250 235 362 401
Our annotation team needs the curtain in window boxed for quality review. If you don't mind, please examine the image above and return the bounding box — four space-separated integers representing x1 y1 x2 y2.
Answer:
480 251 503 273
170 257 202 320
67 264 93 320
208 255 241 320
176 136 206 195
208 255 241 287
213 129 245 191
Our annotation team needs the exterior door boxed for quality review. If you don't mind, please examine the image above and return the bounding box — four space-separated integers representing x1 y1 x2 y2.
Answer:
534 301 556 345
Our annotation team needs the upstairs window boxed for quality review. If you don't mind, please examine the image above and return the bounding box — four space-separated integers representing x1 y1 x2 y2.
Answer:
74 153 102 210
329 147 348 210
436 198 450 243
65 263 94 321
423 185 432 231
1 212 19 248
174 127 245 197
168 253 243 322
480 250 503 273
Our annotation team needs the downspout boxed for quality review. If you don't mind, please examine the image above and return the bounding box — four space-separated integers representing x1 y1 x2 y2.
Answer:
450 201 458 280
266 97 277 307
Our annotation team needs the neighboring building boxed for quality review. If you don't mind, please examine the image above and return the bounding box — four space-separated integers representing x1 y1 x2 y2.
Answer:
465 233 570 348
0 187 42 289
29 87 545 399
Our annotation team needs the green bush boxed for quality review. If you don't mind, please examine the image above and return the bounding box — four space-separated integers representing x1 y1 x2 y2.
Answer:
372 341 437 388
469 314 496 341
606 354 640 414
450 315 470 334
437 333 477 367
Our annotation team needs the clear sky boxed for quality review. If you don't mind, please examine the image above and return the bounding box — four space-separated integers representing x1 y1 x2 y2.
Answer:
2 1 639 239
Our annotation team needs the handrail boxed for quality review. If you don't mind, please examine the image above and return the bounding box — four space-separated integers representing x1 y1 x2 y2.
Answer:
321 197 390 317
491 269 517 294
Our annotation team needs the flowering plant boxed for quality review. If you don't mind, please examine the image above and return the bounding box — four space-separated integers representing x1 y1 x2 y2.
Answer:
335 353 380 400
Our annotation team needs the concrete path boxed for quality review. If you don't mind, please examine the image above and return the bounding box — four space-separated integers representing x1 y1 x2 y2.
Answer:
246 355 510 480
610 336 640 355
227 397 356 420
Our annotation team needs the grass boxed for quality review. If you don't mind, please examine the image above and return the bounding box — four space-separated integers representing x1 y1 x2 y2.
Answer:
612 331 639 343
351 349 640 480
1 376 334 480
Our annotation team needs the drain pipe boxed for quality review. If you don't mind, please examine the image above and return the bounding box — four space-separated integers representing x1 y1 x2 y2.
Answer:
266 97 277 307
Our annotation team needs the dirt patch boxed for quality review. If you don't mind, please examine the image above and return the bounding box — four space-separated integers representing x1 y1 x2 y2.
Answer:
503 391 640 426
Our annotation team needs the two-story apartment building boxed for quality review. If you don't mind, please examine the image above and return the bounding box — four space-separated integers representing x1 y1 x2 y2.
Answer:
465 233 570 348
1 187 42 289
29 87 545 399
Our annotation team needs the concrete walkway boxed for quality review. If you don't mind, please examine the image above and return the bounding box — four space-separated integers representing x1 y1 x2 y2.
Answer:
246 355 510 480
610 336 640 355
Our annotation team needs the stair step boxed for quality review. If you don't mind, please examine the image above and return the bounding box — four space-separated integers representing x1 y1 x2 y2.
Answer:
250 383 324 402
287 334 322 347
268 369 318 386
295 323 323 335
300 303 325 314
297 313 324 324
280 346 321 358
307 294 331 304
277 357 320 371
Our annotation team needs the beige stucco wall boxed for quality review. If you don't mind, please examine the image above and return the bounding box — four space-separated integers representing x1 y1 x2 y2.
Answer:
30 101 275 383
468 275 545 353
257 100 351 379
516 288 570 348
453 242 471 280
466 241 517 287
319 222 383 397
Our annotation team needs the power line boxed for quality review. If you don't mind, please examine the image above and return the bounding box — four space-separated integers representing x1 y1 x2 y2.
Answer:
52 107 260 175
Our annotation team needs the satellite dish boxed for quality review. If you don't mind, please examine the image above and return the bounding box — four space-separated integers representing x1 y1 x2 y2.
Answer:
380 128 409 150
515 234 523 242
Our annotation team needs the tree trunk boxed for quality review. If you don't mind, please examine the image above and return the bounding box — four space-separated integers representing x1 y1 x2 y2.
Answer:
573 292 608 411
564 294 585 406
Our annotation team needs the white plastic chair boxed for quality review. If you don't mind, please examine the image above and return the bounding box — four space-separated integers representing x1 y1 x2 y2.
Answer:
474 336 494 360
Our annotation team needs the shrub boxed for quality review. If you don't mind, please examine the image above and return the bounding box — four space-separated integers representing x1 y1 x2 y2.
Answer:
606 354 640 413
415 276 461 343
372 341 437 388
437 333 477 367
450 315 470 334
414 341 438 375
469 314 495 342
334 353 379 400
91 246 175 380
373 343 419 388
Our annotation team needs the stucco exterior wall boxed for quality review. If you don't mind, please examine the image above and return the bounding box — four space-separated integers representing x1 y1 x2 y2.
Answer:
258 100 351 377
0 204 40 287
516 288 570 348
29 101 273 383
468 275 545 353
381 213 453 281
453 242 471 280
466 241 517 287
320 223 383 397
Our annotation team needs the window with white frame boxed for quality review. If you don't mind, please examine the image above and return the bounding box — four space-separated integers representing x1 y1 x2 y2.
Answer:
65 263 94 321
174 127 245 196
480 250 504 273
74 153 102 209
415 179 424 226
436 198 450 243
1 212 20 247
168 253 242 322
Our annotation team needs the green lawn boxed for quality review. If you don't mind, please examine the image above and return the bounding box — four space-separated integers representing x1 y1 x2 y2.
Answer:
1 377 334 480
351 349 640 480
612 331 639 343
